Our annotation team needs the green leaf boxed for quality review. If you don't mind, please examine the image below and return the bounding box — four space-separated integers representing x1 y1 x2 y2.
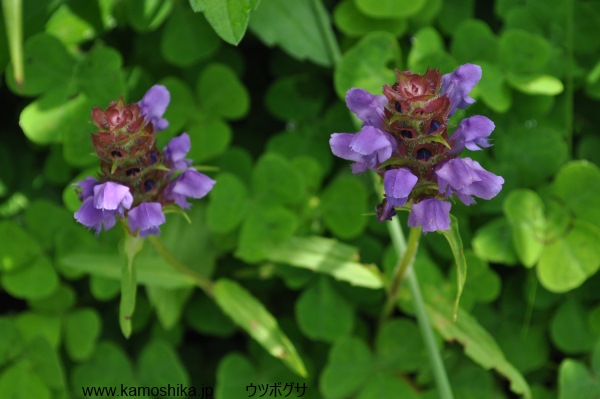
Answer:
160 3 220 67
2 255 58 300
437 0 474 35
89 275 120 301
357 373 419 399
551 298 595 354
126 0 173 32
321 336 373 399
216 353 257 399
119 234 143 338
138 340 189 387
266 75 328 121
45 4 98 44
537 221 600 293
426 300 531 399
0 221 41 273
334 31 400 99
5 33 73 96
64 309 102 361
146 286 193 330
198 0 259 45
407 26 444 71
186 116 232 162
333 0 407 38
449 251 501 309
71 341 135 391
0 319 22 367
252 153 305 205
156 76 197 144
496 323 549 374
197 63 250 120
266 236 384 289
558 360 600 399
213 279 307 377
375 319 427 373
75 45 126 104
320 175 368 239
249 0 331 66
355 0 426 18
206 172 249 234
503 190 546 267
24 337 65 390
477 61 512 113
438 214 467 319
552 161 600 229
24 200 72 251
450 19 498 63
0 361 51 399
185 294 236 337
295 278 355 342
15 313 61 349
472 218 520 266
499 28 551 74
508 74 564 95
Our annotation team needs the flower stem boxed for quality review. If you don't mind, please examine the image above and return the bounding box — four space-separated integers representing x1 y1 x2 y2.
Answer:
379 223 421 326
147 235 214 296
385 220 454 399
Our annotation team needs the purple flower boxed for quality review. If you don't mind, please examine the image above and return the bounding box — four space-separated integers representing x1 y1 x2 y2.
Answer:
377 168 419 221
449 115 494 155
164 133 192 171
164 169 216 209
74 182 133 234
441 64 482 116
75 176 99 201
346 88 388 129
436 158 504 205
139 85 170 132
330 126 397 173
408 199 452 232
128 202 166 237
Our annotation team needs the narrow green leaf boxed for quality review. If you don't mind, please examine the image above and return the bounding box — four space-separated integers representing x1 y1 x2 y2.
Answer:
199 0 259 45
265 236 383 289
437 214 467 320
119 235 144 338
213 279 307 377
427 299 531 399
2 0 24 87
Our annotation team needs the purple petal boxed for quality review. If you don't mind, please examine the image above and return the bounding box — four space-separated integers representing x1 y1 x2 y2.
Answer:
330 128 396 173
383 168 418 207
441 64 482 116
330 133 363 162
165 169 216 209
345 88 387 128
450 115 494 155
93 182 133 211
75 176 99 201
74 197 117 234
436 158 504 205
128 202 166 237
164 132 192 171
408 199 452 232
139 85 170 132
376 199 397 222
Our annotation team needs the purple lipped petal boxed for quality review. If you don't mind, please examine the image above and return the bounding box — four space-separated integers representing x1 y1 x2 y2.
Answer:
345 88 387 128
450 115 494 155
436 158 504 205
139 85 170 132
128 202 166 237
164 132 192 171
165 169 216 209
436 158 481 195
441 64 482 116
376 199 397 222
330 133 363 162
75 176 99 201
93 182 133 211
408 199 452 232
74 197 118 234
383 168 418 207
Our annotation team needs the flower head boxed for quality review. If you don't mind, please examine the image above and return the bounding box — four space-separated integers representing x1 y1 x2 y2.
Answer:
329 64 503 232
73 86 215 236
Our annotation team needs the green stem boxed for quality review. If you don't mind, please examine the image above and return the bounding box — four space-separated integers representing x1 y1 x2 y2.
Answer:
379 224 420 326
2 0 23 87
385 220 454 399
148 235 214 296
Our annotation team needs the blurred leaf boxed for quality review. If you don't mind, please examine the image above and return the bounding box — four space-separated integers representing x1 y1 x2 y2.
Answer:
266 236 383 289
449 251 501 308
437 0 474 35
375 319 427 373
266 75 327 121
252 153 305 205
185 294 236 337
187 117 232 162
24 337 65 390
206 172 249 234
450 19 497 63
0 221 42 273
499 28 551 74
71 341 135 391
216 353 256 399
89 275 120 301
250 0 331 66
357 373 419 399
473 218 519 265
537 221 600 293
438 214 467 318
0 361 51 399
295 277 355 342
15 313 61 349
24 199 71 251
199 0 259 45
333 0 407 38
28 284 76 314
156 76 197 145
146 286 193 330
355 0 425 18
507 74 564 95
0 319 21 367
64 309 102 361
126 0 172 32
427 299 531 399
213 279 307 377
75 45 126 105
6 33 73 96
407 26 444 71
558 359 600 399
321 336 373 398
160 3 220 67
503 190 545 267
320 175 368 239
477 62 512 113
46 4 97 44
552 161 600 229
2 256 58 300
496 324 549 374
138 340 189 386
551 298 595 354
197 63 249 120
334 31 400 99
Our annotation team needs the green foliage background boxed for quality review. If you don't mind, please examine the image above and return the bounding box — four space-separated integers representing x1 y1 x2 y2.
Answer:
1 0 600 397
